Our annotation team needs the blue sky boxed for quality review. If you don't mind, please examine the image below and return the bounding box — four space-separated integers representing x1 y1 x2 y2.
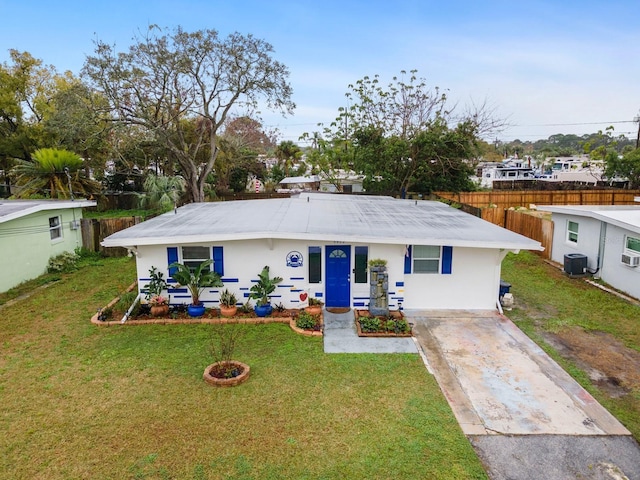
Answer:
1 0 638 145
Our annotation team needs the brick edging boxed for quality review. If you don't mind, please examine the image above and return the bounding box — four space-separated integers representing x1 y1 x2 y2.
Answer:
91 287 321 331
288 317 323 337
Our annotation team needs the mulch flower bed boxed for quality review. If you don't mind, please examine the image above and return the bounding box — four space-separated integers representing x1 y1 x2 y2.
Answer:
91 285 321 335
354 309 412 337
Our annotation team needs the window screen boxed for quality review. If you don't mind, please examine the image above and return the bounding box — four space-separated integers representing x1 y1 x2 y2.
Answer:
49 216 62 240
413 245 440 274
182 246 210 272
567 221 579 243
626 236 640 253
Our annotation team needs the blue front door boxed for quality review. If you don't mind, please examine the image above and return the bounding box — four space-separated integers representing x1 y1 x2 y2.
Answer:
325 245 351 307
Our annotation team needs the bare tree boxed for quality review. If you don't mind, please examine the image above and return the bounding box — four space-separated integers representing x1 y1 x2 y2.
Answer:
83 26 295 203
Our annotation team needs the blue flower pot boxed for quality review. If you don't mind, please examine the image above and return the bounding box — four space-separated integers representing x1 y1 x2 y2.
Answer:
188 304 206 317
254 304 272 317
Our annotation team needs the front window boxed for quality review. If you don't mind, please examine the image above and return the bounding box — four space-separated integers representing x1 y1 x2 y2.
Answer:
413 245 440 274
49 216 62 240
567 221 579 243
182 246 210 271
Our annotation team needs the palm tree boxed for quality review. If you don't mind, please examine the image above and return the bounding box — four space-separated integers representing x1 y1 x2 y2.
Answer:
138 174 186 211
10 148 102 199
274 141 302 177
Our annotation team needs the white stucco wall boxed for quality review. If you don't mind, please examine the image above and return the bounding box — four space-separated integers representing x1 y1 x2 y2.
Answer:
550 213 640 300
134 240 505 310
599 223 640 300
0 208 84 292
550 213 602 271
402 247 504 310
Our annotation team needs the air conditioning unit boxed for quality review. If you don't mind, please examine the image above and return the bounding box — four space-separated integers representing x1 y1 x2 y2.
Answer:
69 220 80 230
621 253 640 267
564 253 587 276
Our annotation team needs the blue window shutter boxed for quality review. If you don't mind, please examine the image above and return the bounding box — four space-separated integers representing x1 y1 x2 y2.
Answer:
167 247 178 277
212 246 224 276
404 245 412 274
441 246 453 274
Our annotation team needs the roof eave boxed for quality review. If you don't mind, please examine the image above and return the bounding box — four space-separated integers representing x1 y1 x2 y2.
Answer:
101 231 543 251
0 200 97 224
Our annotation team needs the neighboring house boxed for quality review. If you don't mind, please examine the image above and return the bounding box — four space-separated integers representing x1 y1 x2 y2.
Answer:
0 199 96 292
477 157 536 188
540 204 640 300
101 193 542 310
276 175 320 193
319 170 365 193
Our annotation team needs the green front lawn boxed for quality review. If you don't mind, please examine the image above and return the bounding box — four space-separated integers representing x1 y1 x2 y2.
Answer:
0 257 485 479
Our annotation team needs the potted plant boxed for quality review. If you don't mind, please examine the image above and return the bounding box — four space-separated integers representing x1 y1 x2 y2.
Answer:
149 294 170 317
144 266 169 316
305 296 324 315
249 265 283 317
169 259 223 317
219 289 238 317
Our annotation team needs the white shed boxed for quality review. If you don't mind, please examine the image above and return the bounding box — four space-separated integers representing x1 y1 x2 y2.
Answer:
102 193 542 310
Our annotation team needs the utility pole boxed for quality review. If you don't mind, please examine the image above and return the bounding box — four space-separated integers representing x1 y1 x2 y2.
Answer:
635 114 640 149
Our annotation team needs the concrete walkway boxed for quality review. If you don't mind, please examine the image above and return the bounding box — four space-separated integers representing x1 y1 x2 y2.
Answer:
322 308 417 354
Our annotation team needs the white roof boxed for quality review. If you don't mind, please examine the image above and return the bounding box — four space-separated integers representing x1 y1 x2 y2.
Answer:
0 199 96 224
103 194 542 251
539 205 640 235
278 175 319 185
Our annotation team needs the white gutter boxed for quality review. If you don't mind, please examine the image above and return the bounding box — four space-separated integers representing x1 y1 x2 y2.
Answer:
121 293 142 323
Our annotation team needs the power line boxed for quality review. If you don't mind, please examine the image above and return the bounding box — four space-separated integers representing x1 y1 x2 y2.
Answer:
512 120 635 127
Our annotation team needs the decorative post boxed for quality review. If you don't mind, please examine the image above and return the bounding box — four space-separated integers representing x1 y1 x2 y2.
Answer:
368 259 389 316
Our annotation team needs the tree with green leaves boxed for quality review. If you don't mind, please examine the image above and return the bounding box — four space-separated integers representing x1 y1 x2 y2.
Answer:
10 148 102 199
274 140 302 177
605 148 640 188
83 26 295 203
0 50 57 160
41 74 110 175
316 71 490 195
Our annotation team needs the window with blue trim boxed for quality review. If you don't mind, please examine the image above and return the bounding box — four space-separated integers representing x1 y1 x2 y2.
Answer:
182 246 210 272
413 245 440 273
405 245 453 275
167 246 224 275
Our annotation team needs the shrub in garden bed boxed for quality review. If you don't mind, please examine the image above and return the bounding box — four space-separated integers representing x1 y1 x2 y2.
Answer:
295 311 322 332
356 310 412 336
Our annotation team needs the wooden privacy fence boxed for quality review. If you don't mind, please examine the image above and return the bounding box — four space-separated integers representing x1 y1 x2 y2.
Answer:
81 217 142 257
436 190 640 209
502 210 553 259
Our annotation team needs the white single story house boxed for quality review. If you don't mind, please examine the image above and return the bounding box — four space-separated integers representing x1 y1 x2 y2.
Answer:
540 204 640 300
319 170 365 193
276 175 320 193
101 193 542 310
0 199 96 292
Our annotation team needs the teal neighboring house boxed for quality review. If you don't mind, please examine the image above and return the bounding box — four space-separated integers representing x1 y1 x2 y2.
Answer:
0 199 96 293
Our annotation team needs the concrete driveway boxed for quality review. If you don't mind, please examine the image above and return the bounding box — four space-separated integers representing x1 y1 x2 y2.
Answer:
407 310 640 479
